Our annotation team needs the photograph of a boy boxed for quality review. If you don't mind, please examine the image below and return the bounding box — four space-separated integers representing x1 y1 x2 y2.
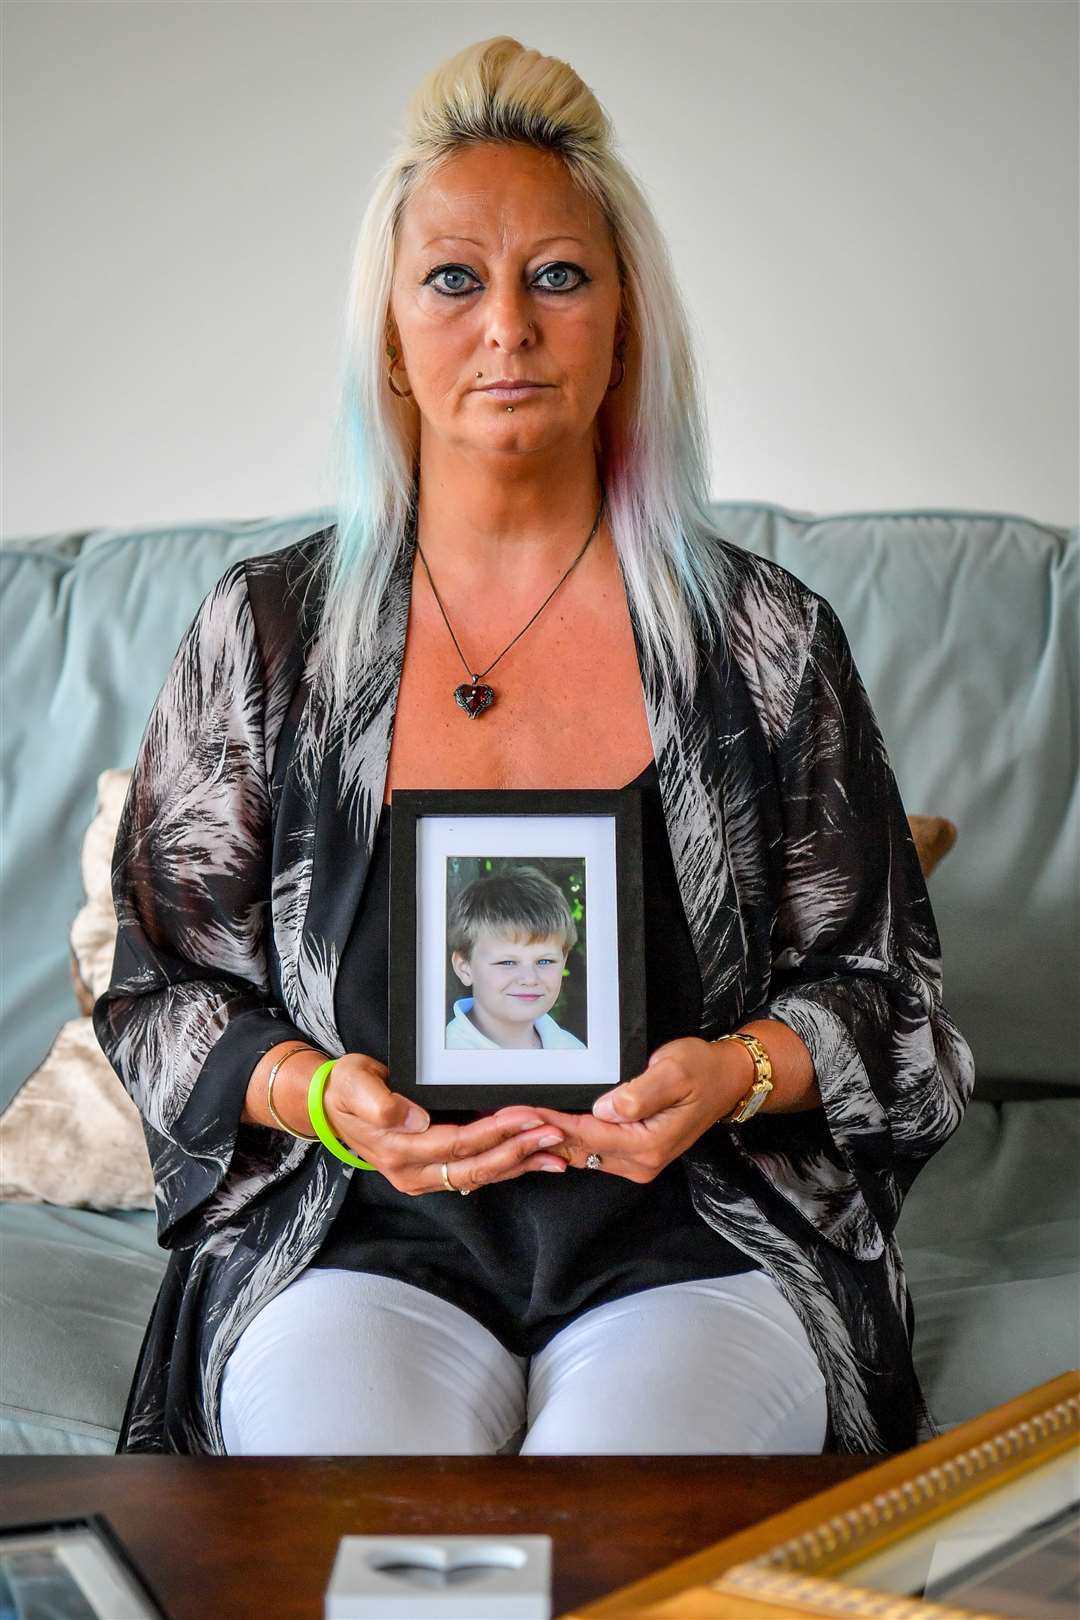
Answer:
445 861 587 1050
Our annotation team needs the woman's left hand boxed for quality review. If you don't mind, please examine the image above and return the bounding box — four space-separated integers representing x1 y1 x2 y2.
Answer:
498 1036 742 1181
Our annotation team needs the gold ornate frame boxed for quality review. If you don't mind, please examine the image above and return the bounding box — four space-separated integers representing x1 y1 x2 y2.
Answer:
562 1370 1080 1620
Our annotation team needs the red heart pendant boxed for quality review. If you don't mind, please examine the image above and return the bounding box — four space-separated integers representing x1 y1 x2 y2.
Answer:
454 682 495 718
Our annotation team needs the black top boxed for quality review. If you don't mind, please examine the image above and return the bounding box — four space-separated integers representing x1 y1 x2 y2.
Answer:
308 758 758 1356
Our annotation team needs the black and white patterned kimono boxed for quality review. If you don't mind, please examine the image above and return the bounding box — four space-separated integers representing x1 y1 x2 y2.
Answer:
92 505 975 1455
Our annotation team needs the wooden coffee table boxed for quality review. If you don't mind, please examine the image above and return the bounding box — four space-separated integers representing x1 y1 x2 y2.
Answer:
4 1454 879 1619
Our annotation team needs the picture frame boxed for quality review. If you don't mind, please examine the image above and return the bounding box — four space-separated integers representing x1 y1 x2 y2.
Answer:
388 785 647 1111
0 1511 173 1620
560 1369 1080 1620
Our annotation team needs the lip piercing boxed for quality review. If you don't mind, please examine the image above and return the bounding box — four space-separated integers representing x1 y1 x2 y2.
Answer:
476 368 514 412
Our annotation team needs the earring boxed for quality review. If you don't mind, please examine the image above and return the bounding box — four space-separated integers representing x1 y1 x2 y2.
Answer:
607 341 626 392
386 342 413 399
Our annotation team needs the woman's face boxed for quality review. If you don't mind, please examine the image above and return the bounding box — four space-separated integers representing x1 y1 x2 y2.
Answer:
453 928 567 1026
388 142 623 456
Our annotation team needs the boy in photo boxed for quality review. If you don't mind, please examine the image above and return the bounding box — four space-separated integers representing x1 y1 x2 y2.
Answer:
446 862 586 1050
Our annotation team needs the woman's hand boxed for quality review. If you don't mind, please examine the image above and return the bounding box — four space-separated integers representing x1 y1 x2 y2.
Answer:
518 1036 746 1180
322 1053 569 1195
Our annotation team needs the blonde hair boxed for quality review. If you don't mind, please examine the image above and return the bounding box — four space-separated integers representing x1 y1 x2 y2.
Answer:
307 35 738 734
448 863 578 962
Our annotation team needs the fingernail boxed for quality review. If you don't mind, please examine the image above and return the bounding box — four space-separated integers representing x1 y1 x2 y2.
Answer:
592 1095 620 1120
538 1133 563 1149
540 1161 566 1172
404 1105 429 1131
517 1118 547 1132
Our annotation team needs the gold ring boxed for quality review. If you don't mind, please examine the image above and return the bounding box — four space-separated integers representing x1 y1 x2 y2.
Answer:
441 1160 471 1196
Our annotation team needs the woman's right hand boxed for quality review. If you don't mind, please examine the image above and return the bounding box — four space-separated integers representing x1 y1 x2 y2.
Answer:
321 1053 568 1195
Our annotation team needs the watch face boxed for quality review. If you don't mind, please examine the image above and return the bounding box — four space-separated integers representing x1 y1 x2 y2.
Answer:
740 1086 770 1120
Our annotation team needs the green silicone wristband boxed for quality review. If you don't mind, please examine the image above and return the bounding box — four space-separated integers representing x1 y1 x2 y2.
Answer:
307 1058 378 1171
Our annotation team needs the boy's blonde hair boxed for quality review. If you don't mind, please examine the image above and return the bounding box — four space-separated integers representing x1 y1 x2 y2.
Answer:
448 863 579 962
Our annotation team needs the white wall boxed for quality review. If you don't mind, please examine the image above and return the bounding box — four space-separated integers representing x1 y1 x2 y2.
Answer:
3 0 1077 536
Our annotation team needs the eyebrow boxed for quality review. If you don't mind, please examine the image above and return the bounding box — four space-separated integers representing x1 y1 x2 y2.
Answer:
420 235 587 251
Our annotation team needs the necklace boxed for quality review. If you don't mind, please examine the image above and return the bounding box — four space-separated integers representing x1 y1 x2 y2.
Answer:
414 483 607 718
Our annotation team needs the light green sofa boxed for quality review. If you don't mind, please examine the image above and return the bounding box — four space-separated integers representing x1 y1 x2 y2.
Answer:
2 504 1077 1454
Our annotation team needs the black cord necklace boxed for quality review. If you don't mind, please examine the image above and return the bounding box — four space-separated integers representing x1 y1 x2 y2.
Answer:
414 483 607 719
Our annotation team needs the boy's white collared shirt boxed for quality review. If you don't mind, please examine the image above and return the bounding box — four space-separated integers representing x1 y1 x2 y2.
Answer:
446 996 586 1050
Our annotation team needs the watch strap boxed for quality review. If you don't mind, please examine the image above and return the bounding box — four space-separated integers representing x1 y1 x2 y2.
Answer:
711 1032 774 1124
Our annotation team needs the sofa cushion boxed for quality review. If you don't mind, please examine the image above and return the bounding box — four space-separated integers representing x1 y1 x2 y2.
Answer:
0 513 333 1114
0 1203 166 1454
0 768 155 1209
897 1097 1080 1430
720 507 1079 1089
0 1016 154 1209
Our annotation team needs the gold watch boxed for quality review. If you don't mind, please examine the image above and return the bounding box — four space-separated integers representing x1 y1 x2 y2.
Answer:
711 1032 774 1124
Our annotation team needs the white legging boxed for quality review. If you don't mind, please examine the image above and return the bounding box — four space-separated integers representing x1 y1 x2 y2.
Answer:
219 1266 828 1455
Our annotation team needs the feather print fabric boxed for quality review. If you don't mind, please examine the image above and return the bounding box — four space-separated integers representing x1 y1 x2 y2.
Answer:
93 511 974 1454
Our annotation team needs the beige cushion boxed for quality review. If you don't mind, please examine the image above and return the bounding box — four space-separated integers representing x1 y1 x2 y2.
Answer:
70 769 133 1004
0 768 154 1209
909 814 958 878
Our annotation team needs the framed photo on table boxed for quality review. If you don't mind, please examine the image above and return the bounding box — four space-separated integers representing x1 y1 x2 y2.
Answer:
560 1369 1080 1620
388 786 646 1111
0 1513 173 1619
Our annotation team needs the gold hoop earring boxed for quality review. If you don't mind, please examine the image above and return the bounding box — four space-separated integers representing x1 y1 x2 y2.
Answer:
385 342 413 399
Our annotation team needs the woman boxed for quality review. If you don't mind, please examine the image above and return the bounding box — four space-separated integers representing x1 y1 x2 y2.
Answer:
93 36 974 1457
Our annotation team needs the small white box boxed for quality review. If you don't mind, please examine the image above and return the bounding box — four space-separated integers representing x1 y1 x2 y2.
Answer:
325 1534 553 1620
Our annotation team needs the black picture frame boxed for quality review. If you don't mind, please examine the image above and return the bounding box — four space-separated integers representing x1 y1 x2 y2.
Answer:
0 1512 173 1619
388 785 646 1111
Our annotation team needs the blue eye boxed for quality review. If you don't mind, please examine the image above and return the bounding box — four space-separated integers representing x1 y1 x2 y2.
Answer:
426 266 478 296
534 264 587 292
423 262 589 298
